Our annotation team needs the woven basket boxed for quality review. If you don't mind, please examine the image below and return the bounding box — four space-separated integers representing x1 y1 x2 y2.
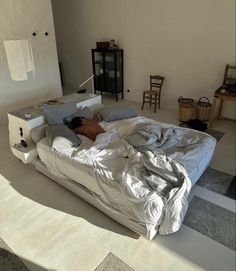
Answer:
197 97 212 122
178 96 195 122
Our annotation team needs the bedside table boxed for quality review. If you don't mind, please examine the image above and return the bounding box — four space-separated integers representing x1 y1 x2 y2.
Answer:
8 106 45 148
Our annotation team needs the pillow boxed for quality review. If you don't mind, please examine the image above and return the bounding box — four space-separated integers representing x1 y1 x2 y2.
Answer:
89 103 104 112
45 125 81 151
98 106 137 122
42 102 77 125
64 106 94 128
31 124 48 144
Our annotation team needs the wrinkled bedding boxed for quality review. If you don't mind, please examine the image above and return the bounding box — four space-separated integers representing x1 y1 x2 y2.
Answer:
86 133 191 237
126 123 174 151
100 117 216 184
37 116 216 239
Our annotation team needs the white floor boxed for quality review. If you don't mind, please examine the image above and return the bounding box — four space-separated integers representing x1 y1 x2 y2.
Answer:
0 96 235 271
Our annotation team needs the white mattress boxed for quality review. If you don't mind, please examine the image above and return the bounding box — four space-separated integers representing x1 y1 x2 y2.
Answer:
36 116 216 196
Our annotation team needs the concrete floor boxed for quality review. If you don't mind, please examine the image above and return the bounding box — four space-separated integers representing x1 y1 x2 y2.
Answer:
0 95 235 271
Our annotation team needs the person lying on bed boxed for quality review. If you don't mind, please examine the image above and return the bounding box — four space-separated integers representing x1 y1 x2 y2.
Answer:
70 116 105 141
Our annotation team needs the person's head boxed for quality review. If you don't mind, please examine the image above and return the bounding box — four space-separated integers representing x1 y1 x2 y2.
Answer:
71 117 82 129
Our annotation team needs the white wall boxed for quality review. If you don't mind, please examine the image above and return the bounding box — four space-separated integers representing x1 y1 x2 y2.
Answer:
0 0 62 122
52 0 235 118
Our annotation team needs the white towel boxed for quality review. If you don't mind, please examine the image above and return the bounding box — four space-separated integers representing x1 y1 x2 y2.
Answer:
3 40 35 81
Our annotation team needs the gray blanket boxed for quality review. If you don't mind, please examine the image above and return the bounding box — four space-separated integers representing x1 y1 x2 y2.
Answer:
126 123 173 154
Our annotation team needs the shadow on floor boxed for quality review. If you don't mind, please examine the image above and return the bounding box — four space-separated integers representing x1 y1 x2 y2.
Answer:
0 158 139 241
0 244 54 271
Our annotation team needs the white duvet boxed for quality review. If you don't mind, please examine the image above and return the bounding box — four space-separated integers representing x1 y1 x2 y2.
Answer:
73 132 192 239
38 116 216 240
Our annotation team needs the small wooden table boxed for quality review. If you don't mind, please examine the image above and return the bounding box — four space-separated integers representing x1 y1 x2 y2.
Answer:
209 88 236 127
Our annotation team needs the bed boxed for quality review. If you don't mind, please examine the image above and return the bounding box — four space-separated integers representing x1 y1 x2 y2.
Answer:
34 114 216 240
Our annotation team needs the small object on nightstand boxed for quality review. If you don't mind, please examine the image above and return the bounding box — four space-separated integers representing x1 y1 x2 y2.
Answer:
25 112 32 119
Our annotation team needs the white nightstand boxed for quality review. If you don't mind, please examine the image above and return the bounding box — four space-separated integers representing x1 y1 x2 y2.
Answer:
8 93 102 163
11 143 38 164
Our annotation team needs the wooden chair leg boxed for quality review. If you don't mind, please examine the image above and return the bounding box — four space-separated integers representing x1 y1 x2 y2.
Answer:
149 95 152 107
217 99 223 120
209 96 217 127
141 93 145 110
158 94 161 108
154 95 157 113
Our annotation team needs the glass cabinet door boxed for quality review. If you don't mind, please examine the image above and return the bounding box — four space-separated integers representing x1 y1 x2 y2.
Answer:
105 52 115 91
116 50 123 92
94 51 105 90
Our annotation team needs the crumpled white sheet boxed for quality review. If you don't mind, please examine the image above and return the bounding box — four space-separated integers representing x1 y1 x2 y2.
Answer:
69 129 192 239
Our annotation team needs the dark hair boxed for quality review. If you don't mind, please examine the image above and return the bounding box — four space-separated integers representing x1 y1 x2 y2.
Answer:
71 117 82 129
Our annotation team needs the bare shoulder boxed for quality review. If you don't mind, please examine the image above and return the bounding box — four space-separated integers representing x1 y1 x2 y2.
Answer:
73 127 83 134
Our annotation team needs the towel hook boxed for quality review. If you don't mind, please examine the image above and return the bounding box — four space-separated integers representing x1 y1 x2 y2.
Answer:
45 32 49 36
32 32 36 36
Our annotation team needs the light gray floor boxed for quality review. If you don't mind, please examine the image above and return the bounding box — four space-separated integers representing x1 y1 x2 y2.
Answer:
0 96 235 271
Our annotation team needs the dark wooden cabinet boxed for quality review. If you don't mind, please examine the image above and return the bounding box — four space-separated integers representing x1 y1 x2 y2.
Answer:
92 49 124 101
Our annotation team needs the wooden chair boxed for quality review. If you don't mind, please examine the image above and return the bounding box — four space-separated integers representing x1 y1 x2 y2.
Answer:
222 64 236 85
141 75 165 112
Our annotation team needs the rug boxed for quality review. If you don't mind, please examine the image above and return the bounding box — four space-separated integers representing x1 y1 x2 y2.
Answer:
183 196 235 251
179 123 225 141
197 167 236 200
205 128 225 141
0 237 30 271
95 252 134 271
225 176 236 199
